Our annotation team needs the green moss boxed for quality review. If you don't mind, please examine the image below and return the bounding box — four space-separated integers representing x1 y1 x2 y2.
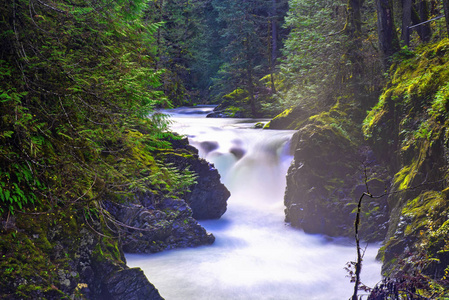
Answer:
308 110 357 145
366 40 449 286
223 106 244 117
222 88 247 102
363 95 387 138
0 229 62 298
219 89 249 110
402 191 445 230
364 39 449 141
274 107 293 119
264 106 306 129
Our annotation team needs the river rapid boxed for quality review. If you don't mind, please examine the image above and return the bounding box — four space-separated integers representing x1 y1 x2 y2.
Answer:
126 106 382 300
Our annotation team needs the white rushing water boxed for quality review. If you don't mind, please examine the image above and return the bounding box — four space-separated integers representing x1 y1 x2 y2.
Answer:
126 106 382 300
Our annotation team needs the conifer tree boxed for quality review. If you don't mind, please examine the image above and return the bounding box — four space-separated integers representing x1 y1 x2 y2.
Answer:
0 0 183 214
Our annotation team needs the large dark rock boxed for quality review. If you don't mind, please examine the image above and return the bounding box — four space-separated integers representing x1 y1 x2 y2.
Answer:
264 105 311 130
285 124 359 236
206 87 277 118
170 154 230 220
158 136 230 220
0 212 164 300
107 194 215 254
102 268 162 300
284 108 389 241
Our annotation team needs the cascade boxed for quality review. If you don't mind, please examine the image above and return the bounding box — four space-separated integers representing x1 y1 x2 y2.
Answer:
126 106 381 300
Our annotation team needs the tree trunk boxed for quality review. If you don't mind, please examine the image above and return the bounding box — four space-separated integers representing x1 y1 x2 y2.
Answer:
346 0 364 77
410 3 431 42
245 37 257 117
418 0 431 42
375 0 400 69
347 0 363 38
270 0 277 93
155 0 164 70
444 0 449 37
401 0 412 46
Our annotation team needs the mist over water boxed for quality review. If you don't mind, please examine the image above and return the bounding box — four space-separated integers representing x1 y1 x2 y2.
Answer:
126 106 382 300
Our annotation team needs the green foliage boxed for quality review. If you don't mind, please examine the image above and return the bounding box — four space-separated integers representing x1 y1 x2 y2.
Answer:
207 0 289 110
364 39 449 143
276 0 347 109
364 39 449 295
152 162 197 197
0 0 193 217
144 0 225 104
276 0 381 113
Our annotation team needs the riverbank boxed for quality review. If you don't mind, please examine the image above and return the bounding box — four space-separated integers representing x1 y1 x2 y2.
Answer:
126 107 382 300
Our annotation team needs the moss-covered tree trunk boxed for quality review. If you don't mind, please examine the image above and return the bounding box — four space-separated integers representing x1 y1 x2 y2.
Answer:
401 0 412 46
245 37 257 117
375 0 400 69
444 0 449 37
269 0 277 93
347 0 363 38
417 0 431 42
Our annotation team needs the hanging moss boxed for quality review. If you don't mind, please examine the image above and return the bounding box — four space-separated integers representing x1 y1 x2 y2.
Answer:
365 39 449 295
283 99 390 240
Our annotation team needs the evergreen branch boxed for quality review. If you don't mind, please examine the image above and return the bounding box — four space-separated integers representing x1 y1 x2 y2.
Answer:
34 0 66 14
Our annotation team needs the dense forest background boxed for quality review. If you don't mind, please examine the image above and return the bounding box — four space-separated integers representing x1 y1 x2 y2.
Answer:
145 0 449 119
2 0 449 298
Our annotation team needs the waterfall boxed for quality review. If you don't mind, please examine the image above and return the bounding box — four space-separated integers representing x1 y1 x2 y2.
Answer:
126 106 381 300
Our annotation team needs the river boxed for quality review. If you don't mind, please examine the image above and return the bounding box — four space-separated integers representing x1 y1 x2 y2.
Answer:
126 106 382 300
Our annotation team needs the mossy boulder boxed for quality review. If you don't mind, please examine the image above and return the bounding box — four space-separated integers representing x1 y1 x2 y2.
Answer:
0 211 163 299
106 195 215 254
284 103 389 240
364 39 449 290
157 136 230 220
263 105 311 130
207 87 275 118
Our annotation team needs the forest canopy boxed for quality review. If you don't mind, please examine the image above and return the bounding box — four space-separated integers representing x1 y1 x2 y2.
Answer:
2 0 449 298
0 0 196 216
2 0 449 233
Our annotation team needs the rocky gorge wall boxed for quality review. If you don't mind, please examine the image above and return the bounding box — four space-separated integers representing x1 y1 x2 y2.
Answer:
0 136 230 299
274 102 390 241
363 40 449 287
270 39 449 296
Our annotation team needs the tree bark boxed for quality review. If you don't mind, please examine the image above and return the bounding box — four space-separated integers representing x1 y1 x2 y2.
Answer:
444 0 449 37
401 0 412 46
418 0 431 42
375 0 400 69
347 0 363 38
271 0 277 65
270 0 278 93
270 0 277 93
245 37 257 117
344 0 365 79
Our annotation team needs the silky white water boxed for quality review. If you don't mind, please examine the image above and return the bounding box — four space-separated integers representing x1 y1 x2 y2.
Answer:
126 106 382 300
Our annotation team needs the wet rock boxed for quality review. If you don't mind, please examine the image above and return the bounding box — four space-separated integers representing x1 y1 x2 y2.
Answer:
102 135 226 253
206 110 245 118
107 195 215 254
230 147 246 160
200 141 219 154
284 119 389 240
264 105 311 130
0 212 163 300
158 136 230 220
184 157 230 219
102 268 163 300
